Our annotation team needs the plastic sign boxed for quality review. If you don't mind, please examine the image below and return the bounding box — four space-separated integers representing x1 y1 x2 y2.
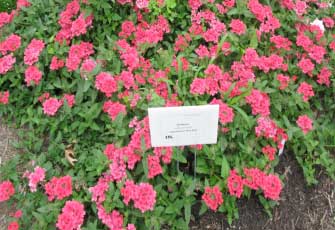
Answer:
148 105 219 147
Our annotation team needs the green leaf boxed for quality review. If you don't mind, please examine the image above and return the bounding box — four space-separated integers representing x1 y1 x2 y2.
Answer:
172 149 187 163
199 202 208 216
220 155 230 178
249 29 258 48
184 202 191 225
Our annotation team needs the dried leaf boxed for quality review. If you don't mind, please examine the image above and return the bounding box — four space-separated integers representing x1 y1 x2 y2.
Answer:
65 145 77 166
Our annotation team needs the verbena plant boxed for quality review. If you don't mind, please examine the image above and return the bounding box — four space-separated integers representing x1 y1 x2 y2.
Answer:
0 0 334 229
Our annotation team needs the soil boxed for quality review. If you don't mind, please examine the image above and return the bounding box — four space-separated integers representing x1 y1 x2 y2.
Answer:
0 120 334 230
0 119 19 230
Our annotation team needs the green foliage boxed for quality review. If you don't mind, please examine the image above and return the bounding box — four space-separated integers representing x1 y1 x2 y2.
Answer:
0 0 16 12
0 0 334 229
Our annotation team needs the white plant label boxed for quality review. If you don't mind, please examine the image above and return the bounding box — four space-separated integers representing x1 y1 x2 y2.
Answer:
148 105 219 147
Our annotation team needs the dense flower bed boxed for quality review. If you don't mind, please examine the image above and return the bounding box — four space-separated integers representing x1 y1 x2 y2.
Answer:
0 0 334 229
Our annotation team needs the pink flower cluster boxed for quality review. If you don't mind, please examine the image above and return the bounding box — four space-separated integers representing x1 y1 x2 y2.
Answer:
7 222 19 230
262 145 276 161
55 0 93 44
277 74 290 90
62 94 75 108
297 82 314 102
44 175 72 201
230 19 246 35
116 39 140 71
202 185 223 211
104 144 140 181
103 101 127 121
255 117 288 149
24 65 42 86
66 42 94 71
23 166 46 192
229 168 283 200
56 200 85 230
0 54 16 75
0 11 15 29
118 14 170 49
24 39 45 65
80 58 96 76
97 207 124 230
121 180 157 213
50 56 65 70
0 180 15 202
210 98 234 124
148 155 163 179
227 169 244 198
297 57 314 75
317 67 331 86
0 91 9 104
245 89 270 116
270 35 292 51
7 209 22 229
95 72 118 97
153 147 173 165
42 97 63 116
190 64 232 96
296 115 313 134
248 0 281 33
0 34 21 55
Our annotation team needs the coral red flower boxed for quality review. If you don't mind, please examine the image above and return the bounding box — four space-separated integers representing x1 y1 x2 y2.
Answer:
7 221 19 230
121 180 157 213
296 115 313 134
56 200 85 230
262 145 276 161
0 181 15 202
243 167 265 190
227 170 244 198
12 210 22 218
260 174 282 200
45 175 72 201
245 89 270 116
202 185 223 211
